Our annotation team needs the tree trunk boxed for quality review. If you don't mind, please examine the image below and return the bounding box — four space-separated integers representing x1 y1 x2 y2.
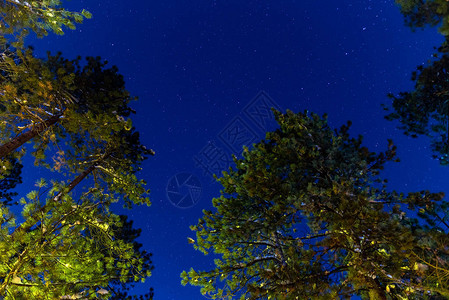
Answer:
53 163 97 202
12 150 113 240
52 152 111 202
0 114 61 159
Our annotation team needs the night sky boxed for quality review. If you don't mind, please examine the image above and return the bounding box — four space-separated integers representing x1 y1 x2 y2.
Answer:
20 0 449 298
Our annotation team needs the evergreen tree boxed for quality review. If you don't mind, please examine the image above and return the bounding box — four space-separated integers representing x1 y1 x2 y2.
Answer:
384 40 449 165
182 110 445 299
0 73 154 298
0 2 155 298
385 5 449 295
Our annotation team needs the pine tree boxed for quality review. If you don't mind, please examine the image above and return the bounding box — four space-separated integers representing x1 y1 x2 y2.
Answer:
182 110 445 299
0 2 155 298
0 81 154 298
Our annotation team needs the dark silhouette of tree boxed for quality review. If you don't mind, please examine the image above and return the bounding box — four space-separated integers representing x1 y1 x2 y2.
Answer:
384 40 449 164
0 156 22 205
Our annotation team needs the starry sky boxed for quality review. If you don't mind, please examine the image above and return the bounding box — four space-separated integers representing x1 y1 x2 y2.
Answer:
22 0 449 298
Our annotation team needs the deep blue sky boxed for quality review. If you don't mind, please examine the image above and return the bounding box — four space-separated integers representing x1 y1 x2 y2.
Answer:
22 0 449 298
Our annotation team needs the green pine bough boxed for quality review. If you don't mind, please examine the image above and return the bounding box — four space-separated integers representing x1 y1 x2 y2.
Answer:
0 0 92 46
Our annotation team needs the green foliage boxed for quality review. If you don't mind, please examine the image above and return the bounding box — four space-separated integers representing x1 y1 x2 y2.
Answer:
0 48 134 149
0 48 153 207
0 0 91 46
182 109 445 299
0 1 154 298
0 185 152 299
405 195 449 297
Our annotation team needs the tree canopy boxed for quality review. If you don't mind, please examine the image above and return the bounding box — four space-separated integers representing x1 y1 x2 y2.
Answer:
0 47 153 206
182 110 447 299
0 1 155 298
